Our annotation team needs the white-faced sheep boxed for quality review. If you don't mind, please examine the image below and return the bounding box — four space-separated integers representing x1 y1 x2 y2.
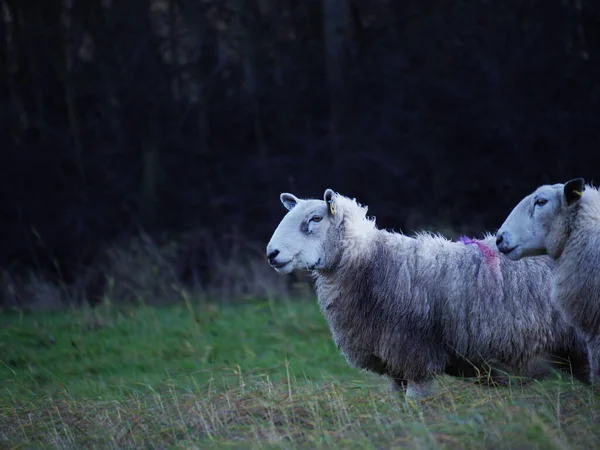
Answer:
266 189 589 398
496 178 600 386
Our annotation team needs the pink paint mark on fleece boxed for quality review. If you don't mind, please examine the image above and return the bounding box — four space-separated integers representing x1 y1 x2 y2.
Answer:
459 236 497 267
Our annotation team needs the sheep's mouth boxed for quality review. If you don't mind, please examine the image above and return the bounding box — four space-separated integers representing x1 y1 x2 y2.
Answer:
499 245 519 258
308 258 321 271
271 260 292 270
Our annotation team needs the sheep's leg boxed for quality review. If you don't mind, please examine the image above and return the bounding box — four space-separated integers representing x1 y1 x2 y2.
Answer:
586 335 600 388
405 379 433 399
548 345 591 385
389 377 407 394
388 377 432 400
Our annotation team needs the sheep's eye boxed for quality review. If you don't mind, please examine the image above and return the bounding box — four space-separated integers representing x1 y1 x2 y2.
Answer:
311 215 322 223
534 198 548 207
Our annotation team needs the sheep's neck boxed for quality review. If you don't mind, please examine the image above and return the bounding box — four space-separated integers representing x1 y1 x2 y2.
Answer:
555 195 600 264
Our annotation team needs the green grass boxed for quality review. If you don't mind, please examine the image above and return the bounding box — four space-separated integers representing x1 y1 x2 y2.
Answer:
1 296 599 449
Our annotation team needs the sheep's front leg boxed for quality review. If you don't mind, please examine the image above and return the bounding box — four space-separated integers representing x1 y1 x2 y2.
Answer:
406 379 433 399
389 377 432 400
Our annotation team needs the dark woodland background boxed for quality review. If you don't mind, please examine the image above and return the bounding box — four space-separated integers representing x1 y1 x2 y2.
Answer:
1 0 600 307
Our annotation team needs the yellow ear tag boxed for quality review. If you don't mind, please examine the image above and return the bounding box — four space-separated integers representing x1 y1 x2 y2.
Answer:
328 198 336 215
574 190 583 197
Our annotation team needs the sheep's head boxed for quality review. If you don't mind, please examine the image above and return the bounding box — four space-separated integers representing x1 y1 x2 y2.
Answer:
266 189 343 274
496 178 585 261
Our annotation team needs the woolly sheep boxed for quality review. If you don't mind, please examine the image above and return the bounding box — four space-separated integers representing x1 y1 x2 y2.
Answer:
266 189 589 398
496 178 600 385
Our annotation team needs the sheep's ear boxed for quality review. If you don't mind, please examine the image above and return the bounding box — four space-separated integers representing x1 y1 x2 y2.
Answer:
280 193 299 211
324 189 337 216
564 178 585 206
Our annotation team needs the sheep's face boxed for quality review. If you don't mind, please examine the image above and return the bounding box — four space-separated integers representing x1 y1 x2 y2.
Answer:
496 178 584 261
266 189 342 274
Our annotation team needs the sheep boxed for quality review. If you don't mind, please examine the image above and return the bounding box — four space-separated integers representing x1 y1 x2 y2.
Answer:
265 189 590 398
496 178 600 386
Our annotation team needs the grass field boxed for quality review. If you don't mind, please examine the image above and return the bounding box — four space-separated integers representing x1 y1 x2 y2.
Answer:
1 296 599 449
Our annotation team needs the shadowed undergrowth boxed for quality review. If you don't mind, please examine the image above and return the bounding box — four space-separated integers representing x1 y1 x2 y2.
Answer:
1 298 599 449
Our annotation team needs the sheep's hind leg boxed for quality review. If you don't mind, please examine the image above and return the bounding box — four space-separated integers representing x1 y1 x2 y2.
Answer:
586 335 600 389
389 377 407 395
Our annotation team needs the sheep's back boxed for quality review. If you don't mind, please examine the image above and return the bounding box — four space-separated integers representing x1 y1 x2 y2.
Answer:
407 236 559 365
316 232 568 378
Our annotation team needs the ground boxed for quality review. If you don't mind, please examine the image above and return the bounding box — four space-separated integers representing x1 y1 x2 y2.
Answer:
1 297 599 449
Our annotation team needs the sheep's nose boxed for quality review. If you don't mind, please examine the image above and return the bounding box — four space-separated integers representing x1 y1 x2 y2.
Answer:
267 249 280 264
496 233 504 247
